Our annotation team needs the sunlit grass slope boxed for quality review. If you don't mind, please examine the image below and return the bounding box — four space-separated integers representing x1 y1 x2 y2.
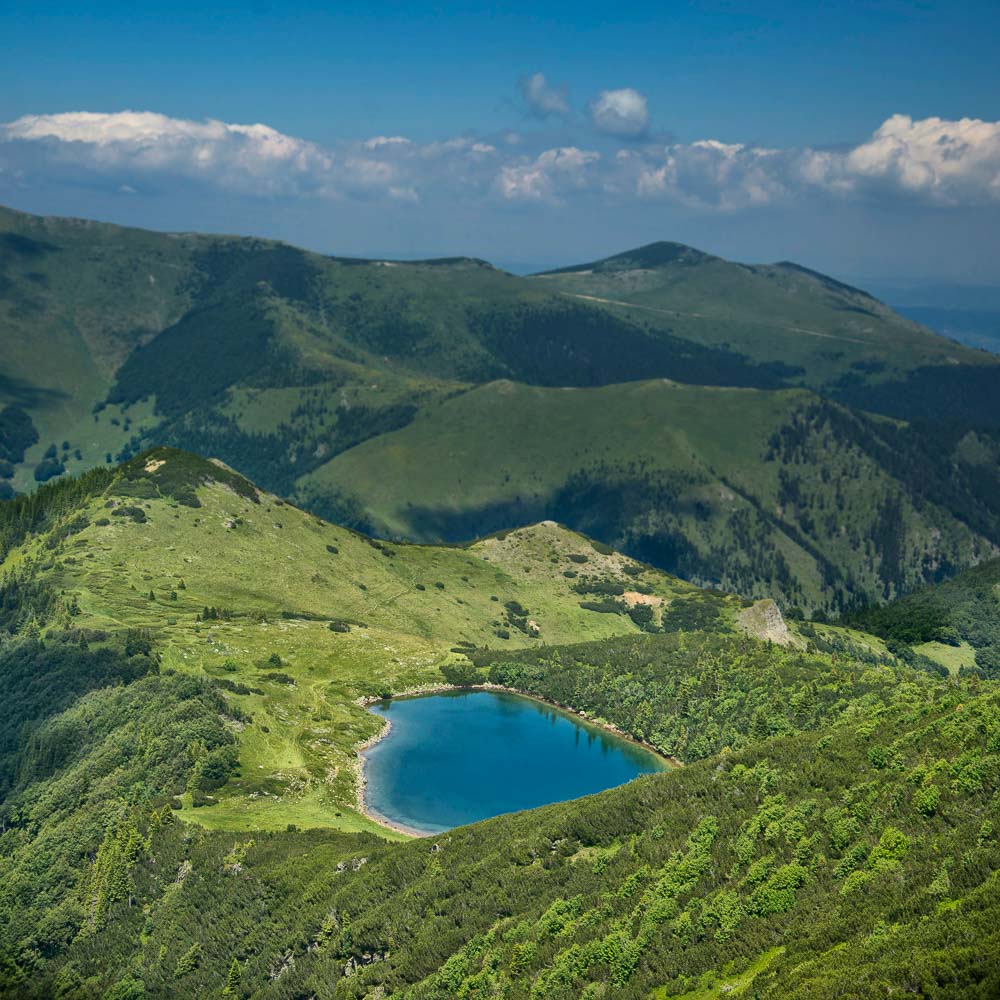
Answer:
2 447 719 835
297 379 998 610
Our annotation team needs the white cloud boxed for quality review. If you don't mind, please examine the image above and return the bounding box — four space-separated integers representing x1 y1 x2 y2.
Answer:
2 111 335 196
363 135 411 150
2 110 998 213
496 146 600 201
628 141 790 210
518 73 570 118
843 114 1000 204
627 115 1000 210
590 88 649 138
0 111 502 203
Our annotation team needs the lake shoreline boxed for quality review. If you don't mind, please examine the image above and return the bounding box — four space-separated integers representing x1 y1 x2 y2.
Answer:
349 720 433 839
352 683 680 838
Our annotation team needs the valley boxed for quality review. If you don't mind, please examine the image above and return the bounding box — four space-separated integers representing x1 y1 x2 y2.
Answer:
1 207 999 999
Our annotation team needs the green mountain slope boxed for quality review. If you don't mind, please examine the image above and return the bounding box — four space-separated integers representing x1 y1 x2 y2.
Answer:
2 206 995 490
0 454 997 997
845 556 1000 676
0 446 735 834
3 205 1000 611
297 380 1000 610
533 241 1000 419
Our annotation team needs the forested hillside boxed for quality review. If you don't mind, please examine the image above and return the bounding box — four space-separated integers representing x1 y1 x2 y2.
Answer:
845 556 1000 677
3 206 1000 612
0 453 997 997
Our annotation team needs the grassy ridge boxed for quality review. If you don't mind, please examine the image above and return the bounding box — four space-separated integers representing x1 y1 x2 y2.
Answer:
297 380 1000 610
532 241 995 389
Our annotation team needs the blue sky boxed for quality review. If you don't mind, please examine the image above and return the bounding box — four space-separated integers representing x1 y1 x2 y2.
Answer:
2 1 999 282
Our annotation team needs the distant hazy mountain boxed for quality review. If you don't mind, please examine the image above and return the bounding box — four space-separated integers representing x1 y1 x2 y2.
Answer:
533 242 1000 423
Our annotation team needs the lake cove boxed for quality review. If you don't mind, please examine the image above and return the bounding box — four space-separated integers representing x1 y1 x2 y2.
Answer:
361 690 669 836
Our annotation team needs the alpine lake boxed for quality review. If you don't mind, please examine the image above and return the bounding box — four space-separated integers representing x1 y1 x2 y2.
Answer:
362 690 670 836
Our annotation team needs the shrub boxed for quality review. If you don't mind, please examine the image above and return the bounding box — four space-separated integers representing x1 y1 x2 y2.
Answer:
34 458 66 483
913 785 941 817
260 672 295 686
112 506 147 524
440 662 485 686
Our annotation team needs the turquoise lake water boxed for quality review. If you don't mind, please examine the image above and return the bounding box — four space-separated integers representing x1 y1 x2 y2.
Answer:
362 690 667 835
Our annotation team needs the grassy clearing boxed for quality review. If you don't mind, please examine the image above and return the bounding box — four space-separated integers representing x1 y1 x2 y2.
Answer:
651 946 785 999
8 450 714 835
913 639 978 675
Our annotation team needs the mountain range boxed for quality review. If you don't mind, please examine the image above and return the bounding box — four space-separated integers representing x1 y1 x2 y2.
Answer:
3 203 1000 615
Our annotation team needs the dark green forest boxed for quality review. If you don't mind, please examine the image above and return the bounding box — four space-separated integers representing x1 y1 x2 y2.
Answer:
1 621 998 997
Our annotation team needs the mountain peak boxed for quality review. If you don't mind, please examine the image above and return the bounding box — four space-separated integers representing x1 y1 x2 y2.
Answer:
535 240 715 276
116 447 261 507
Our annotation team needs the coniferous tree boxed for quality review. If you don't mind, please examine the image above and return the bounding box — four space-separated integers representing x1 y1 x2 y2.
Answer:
223 958 241 997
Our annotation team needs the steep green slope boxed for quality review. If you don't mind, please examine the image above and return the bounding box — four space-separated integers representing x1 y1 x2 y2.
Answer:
3 206 995 500
297 380 1000 610
0 205 468 496
845 556 1000 676
1 454 997 997
533 242 1000 418
0 447 730 835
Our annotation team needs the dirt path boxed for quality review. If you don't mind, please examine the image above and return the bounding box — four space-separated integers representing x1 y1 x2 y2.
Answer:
560 292 867 344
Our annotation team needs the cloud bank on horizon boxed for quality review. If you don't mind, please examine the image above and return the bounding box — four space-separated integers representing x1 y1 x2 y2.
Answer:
3 102 999 213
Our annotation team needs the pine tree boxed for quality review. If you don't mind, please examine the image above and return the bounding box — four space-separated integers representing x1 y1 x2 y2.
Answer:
174 943 201 979
750 707 770 741
223 958 241 996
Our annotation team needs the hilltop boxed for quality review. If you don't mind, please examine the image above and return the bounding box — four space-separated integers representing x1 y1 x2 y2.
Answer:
532 239 999 419
0 452 997 997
